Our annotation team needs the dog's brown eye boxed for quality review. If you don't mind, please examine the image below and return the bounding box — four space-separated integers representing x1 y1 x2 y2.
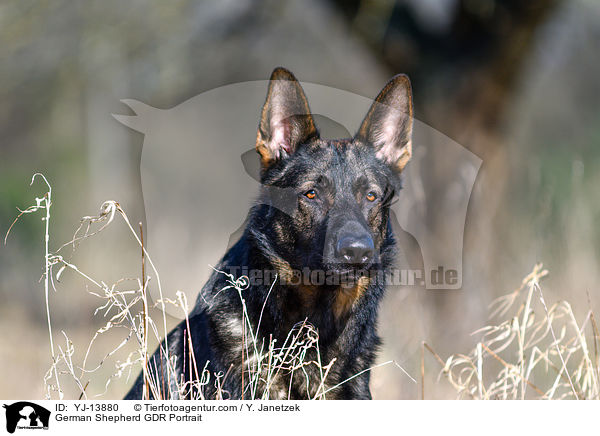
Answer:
305 189 317 199
366 191 377 202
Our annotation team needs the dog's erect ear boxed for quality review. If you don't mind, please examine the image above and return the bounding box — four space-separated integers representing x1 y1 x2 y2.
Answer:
256 67 319 167
355 74 413 172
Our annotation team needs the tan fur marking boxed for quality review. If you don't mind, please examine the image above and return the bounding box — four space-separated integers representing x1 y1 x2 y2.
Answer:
333 276 372 319
273 221 290 245
255 129 272 166
298 285 319 309
269 255 294 282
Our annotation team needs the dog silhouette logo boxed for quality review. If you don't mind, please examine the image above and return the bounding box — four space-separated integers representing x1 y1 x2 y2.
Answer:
3 402 50 433
112 81 481 315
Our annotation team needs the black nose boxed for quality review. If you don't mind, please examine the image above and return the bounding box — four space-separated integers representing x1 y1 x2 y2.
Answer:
336 234 374 265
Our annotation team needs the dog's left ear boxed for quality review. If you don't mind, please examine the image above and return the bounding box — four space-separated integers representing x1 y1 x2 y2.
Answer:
355 74 413 172
256 67 319 167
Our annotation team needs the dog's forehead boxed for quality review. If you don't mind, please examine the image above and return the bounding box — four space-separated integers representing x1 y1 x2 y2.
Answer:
273 138 391 188
315 139 384 181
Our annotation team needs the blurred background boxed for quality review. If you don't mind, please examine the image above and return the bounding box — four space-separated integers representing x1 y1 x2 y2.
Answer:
1 0 599 399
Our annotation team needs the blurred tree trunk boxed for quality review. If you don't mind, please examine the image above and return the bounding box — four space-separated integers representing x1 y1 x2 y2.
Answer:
330 0 561 353
334 0 559 153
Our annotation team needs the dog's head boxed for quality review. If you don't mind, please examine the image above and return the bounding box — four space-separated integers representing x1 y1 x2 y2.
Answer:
254 67 413 281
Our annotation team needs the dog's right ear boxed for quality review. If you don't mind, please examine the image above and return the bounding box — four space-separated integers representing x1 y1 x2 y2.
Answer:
256 67 319 167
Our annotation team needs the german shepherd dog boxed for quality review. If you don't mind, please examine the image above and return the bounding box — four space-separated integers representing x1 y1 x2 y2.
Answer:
125 67 413 400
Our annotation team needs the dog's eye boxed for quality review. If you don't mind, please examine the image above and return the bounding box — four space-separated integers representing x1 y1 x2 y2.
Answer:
305 189 317 199
366 191 377 202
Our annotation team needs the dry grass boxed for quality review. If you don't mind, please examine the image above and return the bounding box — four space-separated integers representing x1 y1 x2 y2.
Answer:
9 174 597 400
7 174 401 400
423 264 600 399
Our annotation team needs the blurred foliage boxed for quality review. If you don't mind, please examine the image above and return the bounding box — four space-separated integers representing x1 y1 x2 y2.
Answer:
1 0 600 399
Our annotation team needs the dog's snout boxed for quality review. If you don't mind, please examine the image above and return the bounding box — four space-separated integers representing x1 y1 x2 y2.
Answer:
336 234 374 265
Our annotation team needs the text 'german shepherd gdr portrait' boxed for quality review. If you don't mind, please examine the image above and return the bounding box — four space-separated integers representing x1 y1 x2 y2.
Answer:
125 67 413 400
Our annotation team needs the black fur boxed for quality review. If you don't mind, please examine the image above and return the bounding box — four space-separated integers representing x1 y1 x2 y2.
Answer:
125 67 413 400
